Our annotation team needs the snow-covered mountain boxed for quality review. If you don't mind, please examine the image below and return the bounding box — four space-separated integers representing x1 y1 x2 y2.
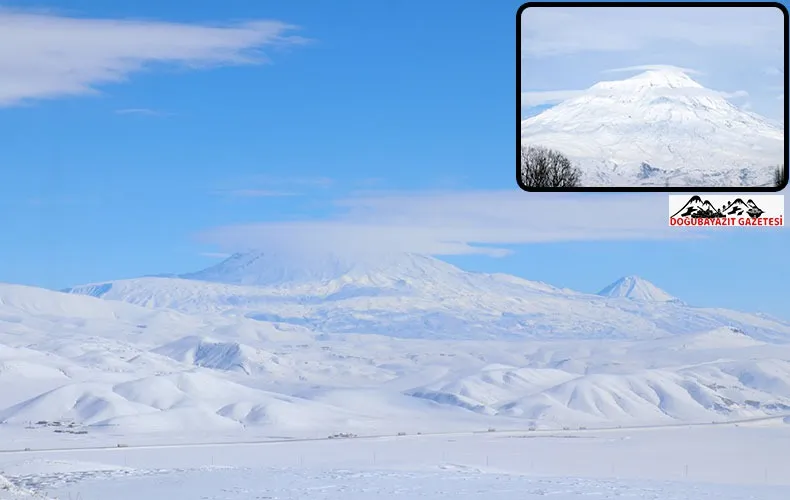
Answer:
520 68 784 187
64 251 790 342
180 249 486 291
2 280 790 440
597 275 680 303
2 249 790 442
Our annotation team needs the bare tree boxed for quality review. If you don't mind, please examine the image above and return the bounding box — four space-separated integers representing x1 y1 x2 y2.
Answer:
520 145 582 189
774 164 786 187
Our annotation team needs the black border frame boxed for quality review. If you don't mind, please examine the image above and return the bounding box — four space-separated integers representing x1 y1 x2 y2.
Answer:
516 1 790 193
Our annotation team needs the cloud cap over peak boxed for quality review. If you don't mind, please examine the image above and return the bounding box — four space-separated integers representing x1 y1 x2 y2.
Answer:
197 190 691 257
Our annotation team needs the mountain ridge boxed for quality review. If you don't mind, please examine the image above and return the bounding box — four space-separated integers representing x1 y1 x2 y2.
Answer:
61 250 790 343
3 253 790 437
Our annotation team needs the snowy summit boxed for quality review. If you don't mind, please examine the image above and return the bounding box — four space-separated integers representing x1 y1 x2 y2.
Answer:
520 68 784 187
179 249 465 288
596 275 680 303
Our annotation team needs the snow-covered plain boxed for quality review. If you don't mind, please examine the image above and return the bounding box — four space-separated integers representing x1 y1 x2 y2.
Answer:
2 250 790 498
3 425 790 499
520 68 785 187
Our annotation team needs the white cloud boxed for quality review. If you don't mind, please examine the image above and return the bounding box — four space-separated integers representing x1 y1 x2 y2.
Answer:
0 8 307 106
521 6 783 57
197 190 699 256
603 64 704 76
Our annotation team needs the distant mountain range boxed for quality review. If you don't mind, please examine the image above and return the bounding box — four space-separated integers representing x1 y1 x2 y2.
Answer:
1 249 789 437
1 249 789 438
62 250 790 343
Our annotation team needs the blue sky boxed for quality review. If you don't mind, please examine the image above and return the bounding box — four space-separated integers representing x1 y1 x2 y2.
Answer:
0 0 788 319
520 4 785 121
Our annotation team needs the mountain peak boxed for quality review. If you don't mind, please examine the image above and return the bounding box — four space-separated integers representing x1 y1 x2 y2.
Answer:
179 249 464 288
597 276 680 303
628 68 701 88
591 68 702 92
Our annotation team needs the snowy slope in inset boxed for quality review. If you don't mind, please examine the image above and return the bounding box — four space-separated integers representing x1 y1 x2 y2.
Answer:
520 68 784 187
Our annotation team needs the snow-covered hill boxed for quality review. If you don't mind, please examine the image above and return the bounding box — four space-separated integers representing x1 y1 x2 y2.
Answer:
1 250 789 442
520 68 784 187
64 251 790 342
2 282 790 438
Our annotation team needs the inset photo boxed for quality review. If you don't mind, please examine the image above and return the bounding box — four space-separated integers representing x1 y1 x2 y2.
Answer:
517 2 788 192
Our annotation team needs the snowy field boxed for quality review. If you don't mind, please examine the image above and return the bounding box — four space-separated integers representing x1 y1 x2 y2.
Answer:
2 424 790 499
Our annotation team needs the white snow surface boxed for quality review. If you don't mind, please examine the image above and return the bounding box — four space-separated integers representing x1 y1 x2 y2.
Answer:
520 68 784 187
3 249 790 497
2 426 790 499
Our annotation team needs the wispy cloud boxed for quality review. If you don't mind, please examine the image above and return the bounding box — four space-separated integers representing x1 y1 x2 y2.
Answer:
0 9 308 107
197 190 699 256
115 108 170 117
603 64 704 76
521 6 783 57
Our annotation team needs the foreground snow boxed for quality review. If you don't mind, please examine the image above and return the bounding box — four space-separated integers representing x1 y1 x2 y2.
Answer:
31 467 790 500
1 425 789 499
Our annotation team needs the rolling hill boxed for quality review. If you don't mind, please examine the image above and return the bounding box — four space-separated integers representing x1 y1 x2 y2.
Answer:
0 250 788 442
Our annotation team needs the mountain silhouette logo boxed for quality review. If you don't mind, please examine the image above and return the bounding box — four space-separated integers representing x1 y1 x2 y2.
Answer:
671 195 765 219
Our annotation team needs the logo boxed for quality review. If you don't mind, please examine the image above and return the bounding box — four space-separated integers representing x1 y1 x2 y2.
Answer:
668 195 784 227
